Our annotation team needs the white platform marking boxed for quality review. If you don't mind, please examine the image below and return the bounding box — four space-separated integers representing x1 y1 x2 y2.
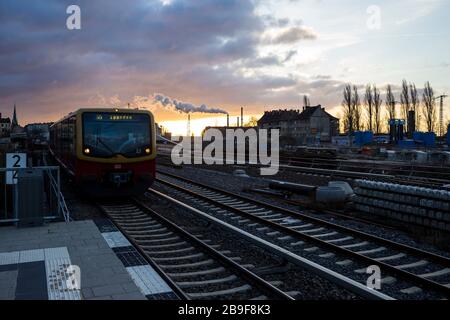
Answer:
99 227 174 297
0 251 20 265
44 247 70 260
101 231 132 248
19 249 45 264
126 265 172 296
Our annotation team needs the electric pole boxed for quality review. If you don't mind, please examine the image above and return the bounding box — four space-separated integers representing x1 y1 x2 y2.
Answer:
435 95 448 137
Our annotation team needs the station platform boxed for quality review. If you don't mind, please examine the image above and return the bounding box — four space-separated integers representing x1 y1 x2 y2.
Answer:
0 220 177 300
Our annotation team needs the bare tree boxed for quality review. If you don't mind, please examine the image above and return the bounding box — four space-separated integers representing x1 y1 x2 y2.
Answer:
244 116 258 127
364 84 374 132
385 84 396 120
410 83 419 129
342 84 354 134
303 95 310 108
373 85 383 134
352 85 362 131
400 79 411 120
422 81 436 132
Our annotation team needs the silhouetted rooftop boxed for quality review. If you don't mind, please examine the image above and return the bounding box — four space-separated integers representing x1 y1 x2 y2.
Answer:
258 105 338 124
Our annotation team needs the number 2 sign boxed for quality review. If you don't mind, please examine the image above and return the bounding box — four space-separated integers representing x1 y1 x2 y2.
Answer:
6 153 27 185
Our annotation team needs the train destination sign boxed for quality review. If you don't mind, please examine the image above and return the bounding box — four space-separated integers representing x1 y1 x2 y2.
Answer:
95 114 134 121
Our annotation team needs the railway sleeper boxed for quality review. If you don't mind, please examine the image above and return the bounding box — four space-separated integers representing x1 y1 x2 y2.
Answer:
146 246 196 255
159 259 216 270
176 275 238 288
152 253 206 262
166 267 227 278
186 284 252 299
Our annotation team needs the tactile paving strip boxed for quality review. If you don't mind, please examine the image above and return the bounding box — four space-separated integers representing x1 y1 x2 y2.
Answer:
0 247 81 300
46 257 81 300
113 246 148 267
94 219 119 233
94 219 177 300
126 265 173 296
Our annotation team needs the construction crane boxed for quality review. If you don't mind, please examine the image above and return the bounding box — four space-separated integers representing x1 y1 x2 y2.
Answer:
435 94 448 137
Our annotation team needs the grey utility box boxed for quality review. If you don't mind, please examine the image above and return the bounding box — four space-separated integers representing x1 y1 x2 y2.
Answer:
16 169 44 227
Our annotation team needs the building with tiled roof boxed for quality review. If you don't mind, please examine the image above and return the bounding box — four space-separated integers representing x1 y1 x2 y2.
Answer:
0 112 11 137
257 105 339 144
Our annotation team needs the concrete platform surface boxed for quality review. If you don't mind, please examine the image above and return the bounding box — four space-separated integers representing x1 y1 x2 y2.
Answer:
0 220 176 300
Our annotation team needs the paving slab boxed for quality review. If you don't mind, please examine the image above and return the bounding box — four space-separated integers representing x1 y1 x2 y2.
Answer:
0 219 177 300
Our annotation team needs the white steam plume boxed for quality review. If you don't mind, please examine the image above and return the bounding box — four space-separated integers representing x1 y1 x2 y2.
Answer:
90 93 228 115
151 93 228 115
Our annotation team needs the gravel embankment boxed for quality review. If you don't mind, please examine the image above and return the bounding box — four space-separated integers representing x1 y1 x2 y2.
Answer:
157 164 450 258
140 192 359 300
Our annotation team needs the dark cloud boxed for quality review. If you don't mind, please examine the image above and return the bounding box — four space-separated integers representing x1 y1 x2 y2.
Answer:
244 55 281 68
0 0 333 123
266 26 317 45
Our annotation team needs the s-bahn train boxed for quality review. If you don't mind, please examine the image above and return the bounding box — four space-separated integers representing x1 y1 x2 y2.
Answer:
49 108 156 196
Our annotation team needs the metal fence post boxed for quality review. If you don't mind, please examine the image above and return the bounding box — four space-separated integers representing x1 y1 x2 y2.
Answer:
14 180 18 223
0 166 66 225
57 167 61 217
4 186 6 220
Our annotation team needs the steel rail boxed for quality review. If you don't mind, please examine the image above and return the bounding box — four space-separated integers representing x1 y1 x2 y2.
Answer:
132 198 295 300
157 151 449 186
155 171 450 297
157 170 450 265
148 188 393 300
96 203 188 300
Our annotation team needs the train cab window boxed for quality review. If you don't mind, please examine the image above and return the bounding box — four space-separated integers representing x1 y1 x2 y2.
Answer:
82 112 151 158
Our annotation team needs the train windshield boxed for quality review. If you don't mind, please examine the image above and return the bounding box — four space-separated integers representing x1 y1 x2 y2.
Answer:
83 112 151 158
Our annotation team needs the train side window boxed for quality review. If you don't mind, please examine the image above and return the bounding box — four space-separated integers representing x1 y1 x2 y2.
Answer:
62 119 69 155
58 122 62 155
68 116 76 156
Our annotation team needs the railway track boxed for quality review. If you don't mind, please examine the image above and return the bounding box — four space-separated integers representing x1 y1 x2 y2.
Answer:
97 200 296 300
154 170 450 300
281 155 450 174
245 190 397 231
157 151 448 188
280 156 450 187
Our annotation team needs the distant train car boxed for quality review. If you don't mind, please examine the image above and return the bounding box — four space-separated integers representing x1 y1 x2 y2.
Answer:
49 108 156 197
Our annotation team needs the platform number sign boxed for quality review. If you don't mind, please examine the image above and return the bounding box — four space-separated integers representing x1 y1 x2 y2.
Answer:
6 153 27 185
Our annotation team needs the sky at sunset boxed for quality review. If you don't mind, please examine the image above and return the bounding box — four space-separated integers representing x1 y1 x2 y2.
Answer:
1 0 449 135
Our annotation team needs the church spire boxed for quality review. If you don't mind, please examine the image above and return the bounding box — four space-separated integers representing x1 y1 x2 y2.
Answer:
12 104 18 127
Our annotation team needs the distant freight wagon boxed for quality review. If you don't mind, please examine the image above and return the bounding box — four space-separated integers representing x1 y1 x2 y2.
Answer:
49 108 157 197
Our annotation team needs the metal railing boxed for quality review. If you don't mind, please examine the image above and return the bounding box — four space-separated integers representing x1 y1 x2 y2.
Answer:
0 166 70 225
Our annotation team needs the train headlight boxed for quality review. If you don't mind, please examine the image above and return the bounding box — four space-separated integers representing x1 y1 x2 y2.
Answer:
145 148 151 154
84 148 91 154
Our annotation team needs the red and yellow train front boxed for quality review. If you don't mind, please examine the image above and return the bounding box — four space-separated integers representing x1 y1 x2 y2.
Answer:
75 110 156 197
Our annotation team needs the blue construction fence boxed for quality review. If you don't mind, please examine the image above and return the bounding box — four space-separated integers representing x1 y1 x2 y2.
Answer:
448 124 450 147
354 131 374 146
353 131 440 147
412 132 436 148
